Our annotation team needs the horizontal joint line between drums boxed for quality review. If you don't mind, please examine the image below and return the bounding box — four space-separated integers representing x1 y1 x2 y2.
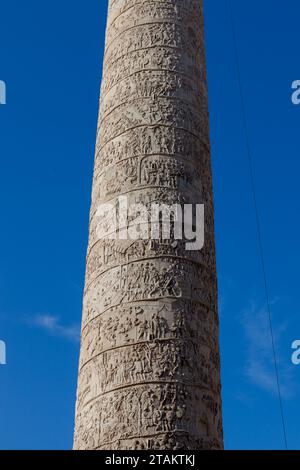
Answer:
79 336 214 372
103 44 202 73
78 380 218 408
100 67 205 104
81 297 212 335
96 124 209 156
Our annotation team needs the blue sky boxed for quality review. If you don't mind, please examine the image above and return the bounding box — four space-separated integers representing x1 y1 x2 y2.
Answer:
0 0 300 450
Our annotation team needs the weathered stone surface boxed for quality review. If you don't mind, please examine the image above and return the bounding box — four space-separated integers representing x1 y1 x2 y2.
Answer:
74 0 223 450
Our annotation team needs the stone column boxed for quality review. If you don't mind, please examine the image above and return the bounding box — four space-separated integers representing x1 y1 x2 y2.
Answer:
74 0 223 450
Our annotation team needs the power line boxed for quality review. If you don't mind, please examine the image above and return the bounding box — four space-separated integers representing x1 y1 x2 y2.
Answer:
228 0 288 450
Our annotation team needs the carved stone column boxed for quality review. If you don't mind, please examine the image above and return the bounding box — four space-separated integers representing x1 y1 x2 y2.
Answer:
74 0 223 450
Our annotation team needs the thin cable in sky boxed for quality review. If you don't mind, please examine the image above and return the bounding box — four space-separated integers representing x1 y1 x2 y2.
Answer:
228 0 288 450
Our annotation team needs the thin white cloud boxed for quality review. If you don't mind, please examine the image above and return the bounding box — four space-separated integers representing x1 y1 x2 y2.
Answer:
31 314 80 343
241 300 295 399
